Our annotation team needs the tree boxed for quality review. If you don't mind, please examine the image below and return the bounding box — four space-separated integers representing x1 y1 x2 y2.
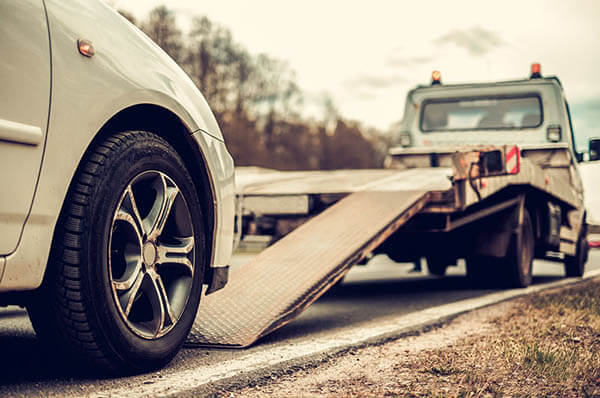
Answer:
141 6 183 63
117 9 137 25
120 6 387 170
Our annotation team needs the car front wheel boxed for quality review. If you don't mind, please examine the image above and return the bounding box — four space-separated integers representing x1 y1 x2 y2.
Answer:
27 131 207 374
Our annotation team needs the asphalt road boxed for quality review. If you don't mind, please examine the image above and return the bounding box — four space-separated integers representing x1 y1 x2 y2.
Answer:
0 251 598 397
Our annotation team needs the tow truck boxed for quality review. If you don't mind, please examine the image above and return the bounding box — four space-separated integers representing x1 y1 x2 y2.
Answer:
186 64 591 348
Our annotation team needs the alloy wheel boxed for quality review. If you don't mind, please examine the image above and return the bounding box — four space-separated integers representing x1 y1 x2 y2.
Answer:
109 171 195 339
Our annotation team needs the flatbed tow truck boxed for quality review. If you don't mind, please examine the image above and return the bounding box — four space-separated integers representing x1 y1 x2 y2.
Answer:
186 64 591 348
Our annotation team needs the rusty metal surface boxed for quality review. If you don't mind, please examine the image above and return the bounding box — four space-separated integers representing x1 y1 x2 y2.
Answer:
187 190 429 347
460 158 581 210
236 168 451 196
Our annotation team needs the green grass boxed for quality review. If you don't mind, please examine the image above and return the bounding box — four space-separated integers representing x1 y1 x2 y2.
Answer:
530 280 600 315
410 279 600 396
522 343 577 380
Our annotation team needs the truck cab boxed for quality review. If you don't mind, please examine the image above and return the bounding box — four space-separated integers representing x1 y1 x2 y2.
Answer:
393 64 582 162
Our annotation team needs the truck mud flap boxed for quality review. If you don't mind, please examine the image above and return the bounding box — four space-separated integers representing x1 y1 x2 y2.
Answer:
186 190 429 347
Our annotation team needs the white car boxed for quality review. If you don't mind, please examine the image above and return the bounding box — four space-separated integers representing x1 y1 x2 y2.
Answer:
0 1 235 373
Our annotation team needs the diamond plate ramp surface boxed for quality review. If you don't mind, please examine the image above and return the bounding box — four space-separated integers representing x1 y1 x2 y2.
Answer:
187 190 429 347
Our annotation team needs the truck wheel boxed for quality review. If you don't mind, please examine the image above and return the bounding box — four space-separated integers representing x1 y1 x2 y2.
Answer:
501 209 534 288
27 131 206 374
564 224 588 277
426 257 448 276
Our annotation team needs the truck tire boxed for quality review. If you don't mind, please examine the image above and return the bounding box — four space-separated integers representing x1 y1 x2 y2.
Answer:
27 131 207 374
467 209 534 288
426 256 448 276
564 224 588 277
501 209 534 288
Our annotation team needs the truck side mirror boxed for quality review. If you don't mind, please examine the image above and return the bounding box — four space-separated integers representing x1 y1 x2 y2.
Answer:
590 138 600 161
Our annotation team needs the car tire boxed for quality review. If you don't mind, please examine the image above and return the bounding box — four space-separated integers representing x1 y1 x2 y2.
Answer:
564 224 588 277
27 131 207 374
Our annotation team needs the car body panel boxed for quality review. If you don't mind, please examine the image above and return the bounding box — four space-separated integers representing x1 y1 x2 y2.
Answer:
0 0 235 291
0 0 51 254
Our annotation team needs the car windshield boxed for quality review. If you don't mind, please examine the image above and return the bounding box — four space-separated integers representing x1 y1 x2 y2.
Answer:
420 95 542 132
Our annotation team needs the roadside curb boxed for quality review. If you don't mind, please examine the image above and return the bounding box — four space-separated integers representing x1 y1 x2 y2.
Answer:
96 270 600 398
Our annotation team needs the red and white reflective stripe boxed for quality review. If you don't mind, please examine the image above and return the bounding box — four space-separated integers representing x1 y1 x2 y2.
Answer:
589 240 600 249
506 145 520 174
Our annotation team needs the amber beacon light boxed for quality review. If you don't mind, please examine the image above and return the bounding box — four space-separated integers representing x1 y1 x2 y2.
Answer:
530 63 541 78
431 70 442 85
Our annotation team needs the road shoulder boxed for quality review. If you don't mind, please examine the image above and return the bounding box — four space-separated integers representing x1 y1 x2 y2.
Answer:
229 277 600 397
94 270 600 398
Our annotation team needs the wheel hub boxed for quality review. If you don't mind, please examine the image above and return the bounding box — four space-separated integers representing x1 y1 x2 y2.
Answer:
143 241 157 267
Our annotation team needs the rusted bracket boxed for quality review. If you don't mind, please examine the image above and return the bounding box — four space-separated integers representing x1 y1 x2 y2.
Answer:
204 265 229 295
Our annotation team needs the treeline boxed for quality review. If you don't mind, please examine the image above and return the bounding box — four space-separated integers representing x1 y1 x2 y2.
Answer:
119 6 388 170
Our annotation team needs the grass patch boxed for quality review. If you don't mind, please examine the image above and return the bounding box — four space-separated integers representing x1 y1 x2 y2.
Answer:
530 280 600 315
402 279 600 397
522 343 577 380
427 365 462 377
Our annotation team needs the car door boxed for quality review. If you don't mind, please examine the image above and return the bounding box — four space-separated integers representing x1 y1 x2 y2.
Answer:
0 1 51 254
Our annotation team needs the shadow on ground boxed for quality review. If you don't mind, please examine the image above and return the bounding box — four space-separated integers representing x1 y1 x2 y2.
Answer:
0 310 111 385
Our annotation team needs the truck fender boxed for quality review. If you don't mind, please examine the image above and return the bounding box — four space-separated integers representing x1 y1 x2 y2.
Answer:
472 195 525 258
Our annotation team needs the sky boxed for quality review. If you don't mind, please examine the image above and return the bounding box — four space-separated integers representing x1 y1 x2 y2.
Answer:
111 0 600 148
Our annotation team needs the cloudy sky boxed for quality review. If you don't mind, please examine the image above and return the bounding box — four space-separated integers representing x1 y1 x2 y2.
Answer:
112 0 600 148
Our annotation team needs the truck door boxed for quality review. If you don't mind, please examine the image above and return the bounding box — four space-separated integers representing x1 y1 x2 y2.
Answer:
563 100 584 195
0 1 51 254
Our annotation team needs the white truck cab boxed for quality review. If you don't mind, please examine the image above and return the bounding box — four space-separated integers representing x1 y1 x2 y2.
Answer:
394 64 582 163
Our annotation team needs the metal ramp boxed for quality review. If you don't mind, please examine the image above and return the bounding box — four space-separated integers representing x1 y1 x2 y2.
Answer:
186 190 429 347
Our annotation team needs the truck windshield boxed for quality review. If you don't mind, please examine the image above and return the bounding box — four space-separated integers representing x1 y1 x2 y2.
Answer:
420 95 542 132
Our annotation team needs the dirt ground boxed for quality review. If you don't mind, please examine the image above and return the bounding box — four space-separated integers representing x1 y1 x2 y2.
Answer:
220 279 600 397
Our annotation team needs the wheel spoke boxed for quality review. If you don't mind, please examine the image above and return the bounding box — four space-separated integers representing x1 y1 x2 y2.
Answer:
146 175 179 242
110 206 143 305
112 261 142 291
113 208 143 241
154 273 177 326
124 186 146 236
156 237 194 276
114 268 145 317
146 269 177 337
